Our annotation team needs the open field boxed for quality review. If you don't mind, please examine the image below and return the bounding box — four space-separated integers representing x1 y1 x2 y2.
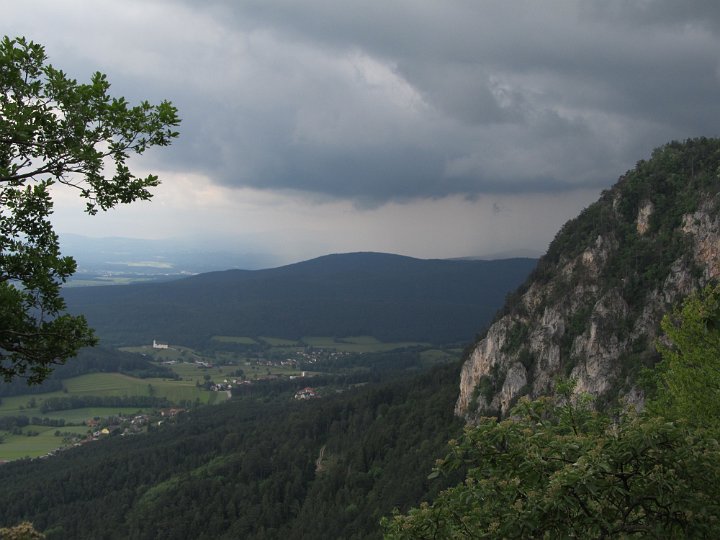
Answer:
0 425 90 460
0 394 60 418
420 348 463 367
0 369 229 461
258 336 300 347
119 345 201 362
63 373 226 404
302 336 430 353
169 362 238 381
0 372 229 420
211 336 259 345
207 334 432 353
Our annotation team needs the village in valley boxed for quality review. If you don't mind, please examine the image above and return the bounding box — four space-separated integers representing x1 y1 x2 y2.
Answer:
0 335 447 463
148 337 347 398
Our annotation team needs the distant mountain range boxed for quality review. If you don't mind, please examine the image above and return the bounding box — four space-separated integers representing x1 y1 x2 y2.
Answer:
63 252 537 347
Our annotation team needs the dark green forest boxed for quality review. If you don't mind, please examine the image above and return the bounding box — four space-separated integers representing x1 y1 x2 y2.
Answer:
63 253 536 347
0 361 463 539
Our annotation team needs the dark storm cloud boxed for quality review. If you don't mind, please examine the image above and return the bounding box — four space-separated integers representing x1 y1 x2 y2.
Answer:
125 1 720 202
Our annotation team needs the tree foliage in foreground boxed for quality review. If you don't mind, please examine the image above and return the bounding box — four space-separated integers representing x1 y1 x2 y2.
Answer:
385 286 720 538
384 383 720 538
0 36 179 383
652 283 720 426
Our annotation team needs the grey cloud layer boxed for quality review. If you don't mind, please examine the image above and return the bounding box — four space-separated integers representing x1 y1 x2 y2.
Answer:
13 1 720 203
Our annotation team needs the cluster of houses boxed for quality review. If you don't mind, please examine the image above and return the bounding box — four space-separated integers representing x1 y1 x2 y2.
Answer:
294 387 318 400
254 349 352 368
294 350 351 364
86 410 187 438
209 381 234 392
255 358 298 368
35 409 189 461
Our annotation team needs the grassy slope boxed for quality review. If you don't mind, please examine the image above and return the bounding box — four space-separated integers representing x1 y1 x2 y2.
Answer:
0 370 229 461
0 426 89 460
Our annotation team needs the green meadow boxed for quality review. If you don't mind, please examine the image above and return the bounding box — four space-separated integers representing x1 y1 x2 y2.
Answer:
302 335 430 353
211 336 259 345
119 345 200 362
0 369 230 460
258 336 300 347
208 334 430 352
62 372 225 404
0 425 90 460
0 372 227 417
419 348 463 367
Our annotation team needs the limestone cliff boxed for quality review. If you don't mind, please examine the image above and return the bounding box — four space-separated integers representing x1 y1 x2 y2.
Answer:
457 138 720 420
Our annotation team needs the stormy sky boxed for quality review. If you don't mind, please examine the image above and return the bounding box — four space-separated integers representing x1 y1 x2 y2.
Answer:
4 1 720 263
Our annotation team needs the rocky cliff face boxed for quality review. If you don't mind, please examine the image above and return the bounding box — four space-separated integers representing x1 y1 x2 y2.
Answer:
457 138 720 420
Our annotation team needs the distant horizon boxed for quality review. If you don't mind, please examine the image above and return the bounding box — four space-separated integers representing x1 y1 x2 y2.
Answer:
58 231 544 272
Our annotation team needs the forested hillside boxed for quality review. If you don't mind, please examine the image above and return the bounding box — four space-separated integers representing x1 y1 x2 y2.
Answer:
0 362 463 539
63 253 536 346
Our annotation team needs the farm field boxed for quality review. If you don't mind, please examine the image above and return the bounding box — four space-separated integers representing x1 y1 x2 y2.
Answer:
0 372 226 418
65 372 209 401
211 336 259 345
259 336 300 346
0 368 230 461
0 425 90 461
419 348 463 367
301 335 430 353
119 345 310 379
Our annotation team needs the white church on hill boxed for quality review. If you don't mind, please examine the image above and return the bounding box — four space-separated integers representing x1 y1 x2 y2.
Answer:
152 340 169 350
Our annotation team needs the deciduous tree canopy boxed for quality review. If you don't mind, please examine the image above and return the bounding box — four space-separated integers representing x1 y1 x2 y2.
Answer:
385 285 720 538
0 36 179 383
652 283 720 426
383 382 720 538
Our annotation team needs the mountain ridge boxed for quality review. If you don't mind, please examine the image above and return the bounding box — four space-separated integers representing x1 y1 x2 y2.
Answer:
63 252 537 346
